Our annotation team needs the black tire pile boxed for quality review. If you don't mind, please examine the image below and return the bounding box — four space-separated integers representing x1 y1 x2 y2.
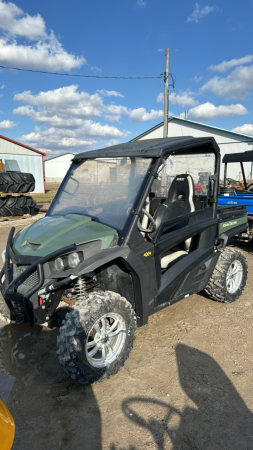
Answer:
0 195 36 216
0 171 37 217
0 171 35 193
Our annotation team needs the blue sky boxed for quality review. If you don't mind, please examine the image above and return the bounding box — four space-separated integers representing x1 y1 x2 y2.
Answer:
0 0 253 157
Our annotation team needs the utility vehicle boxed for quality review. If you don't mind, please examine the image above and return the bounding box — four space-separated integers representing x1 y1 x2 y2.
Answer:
0 137 248 384
219 150 253 239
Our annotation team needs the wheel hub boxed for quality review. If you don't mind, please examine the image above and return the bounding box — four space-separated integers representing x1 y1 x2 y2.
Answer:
85 312 126 368
226 259 243 294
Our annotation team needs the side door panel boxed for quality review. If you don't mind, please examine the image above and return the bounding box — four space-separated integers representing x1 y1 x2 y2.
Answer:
153 209 218 307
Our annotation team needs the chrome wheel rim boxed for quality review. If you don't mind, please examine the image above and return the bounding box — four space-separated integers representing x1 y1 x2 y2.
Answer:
226 259 243 294
85 312 126 368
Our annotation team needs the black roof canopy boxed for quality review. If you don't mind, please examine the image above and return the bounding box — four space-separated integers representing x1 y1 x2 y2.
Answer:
73 136 219 161
223 150 253 163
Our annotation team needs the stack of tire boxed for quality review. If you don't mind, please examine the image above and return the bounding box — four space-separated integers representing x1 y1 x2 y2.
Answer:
0 171 36 216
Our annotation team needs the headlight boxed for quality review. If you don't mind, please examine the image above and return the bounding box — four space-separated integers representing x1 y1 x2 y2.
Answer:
53 252 83 273
55 257 64 272
68 252 80 268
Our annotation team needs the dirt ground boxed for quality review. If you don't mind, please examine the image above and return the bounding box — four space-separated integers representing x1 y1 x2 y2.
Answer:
0 216 253 450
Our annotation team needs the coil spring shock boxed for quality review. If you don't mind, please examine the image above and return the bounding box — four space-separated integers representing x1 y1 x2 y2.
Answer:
74 276 87 299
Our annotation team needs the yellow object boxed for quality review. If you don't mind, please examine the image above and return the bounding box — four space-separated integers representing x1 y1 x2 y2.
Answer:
0 400 15 450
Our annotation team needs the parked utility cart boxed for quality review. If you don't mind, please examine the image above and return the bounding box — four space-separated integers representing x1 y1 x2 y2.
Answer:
0 137 249 384
219 150 253 239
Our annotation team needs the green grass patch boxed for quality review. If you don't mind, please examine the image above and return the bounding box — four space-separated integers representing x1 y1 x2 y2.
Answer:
30 183 60 204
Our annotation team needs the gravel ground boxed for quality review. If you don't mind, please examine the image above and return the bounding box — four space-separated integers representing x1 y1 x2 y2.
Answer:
0 216 253 450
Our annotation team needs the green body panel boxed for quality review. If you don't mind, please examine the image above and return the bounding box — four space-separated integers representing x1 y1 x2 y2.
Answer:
13 214 117 257
218 216 247 234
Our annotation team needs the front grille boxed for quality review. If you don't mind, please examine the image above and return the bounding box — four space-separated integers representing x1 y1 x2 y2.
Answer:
14 264 39 290
23 270 39 288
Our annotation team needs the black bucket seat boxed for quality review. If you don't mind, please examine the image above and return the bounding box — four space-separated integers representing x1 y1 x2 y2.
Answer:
150 174 195 269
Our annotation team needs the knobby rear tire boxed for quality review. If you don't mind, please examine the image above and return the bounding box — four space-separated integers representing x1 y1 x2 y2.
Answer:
205 248 248 303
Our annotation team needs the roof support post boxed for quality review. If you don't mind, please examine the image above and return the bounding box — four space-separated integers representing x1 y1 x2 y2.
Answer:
240 162 247 189
224 162 227 187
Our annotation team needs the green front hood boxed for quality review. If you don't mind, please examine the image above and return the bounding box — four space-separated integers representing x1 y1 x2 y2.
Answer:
13 214 118 257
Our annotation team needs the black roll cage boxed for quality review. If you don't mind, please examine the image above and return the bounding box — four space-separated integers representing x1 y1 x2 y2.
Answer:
223 150 253 190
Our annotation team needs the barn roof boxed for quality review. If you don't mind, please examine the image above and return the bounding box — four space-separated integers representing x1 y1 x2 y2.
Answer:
45 152 75 162
131 117 253 143
0 135 46 156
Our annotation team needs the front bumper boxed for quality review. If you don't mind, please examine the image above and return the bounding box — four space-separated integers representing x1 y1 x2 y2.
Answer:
0 227 77 326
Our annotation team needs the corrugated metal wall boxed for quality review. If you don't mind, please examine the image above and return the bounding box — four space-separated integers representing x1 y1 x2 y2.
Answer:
45 154 74 180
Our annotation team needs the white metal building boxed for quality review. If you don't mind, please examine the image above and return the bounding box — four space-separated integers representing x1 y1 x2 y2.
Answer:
0 135 46 193
44 153 75 182
133 117 253 181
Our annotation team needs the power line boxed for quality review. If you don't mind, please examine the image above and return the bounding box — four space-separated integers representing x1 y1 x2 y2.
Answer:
0 64 163 79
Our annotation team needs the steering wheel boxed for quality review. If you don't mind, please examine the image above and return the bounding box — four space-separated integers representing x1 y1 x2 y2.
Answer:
137 209 156 233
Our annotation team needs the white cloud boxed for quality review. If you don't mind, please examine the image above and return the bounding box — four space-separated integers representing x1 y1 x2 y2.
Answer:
157 91 198 107
81 121 130 138
129 107 163 122
103 104 129 123
13 105 84 128
157 48 164 52
187 3 218 23
96 89 124 98
182 102 248 121
0 1 85 70
0 34 85 71
193 75 203 83
157 92 164 103
14 84 132 153
105 104 129 115
137 0 147 7
88 65 102 73
201 65 253 99
14 87 132 127
105 115 121 123
0 119 16 129
209 55 253 72
105 139 119 147
14 85 104 120
19 122 130 153
170 91 199 107
231 124 253 137
0 0 46 40
0 83 5 89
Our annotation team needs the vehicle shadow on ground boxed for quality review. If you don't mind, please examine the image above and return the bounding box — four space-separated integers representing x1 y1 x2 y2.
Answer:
118 344 253 450
228 237 253 256
0 322 102 450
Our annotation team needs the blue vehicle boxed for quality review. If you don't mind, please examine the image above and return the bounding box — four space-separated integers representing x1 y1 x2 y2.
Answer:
218 150 253 238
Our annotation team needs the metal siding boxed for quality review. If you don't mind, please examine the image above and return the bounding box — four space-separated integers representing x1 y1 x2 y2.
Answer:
0 138 37 156
45 154 73 179
0 153 44 193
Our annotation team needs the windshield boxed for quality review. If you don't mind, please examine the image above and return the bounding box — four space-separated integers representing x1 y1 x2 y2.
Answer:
48 157 152 232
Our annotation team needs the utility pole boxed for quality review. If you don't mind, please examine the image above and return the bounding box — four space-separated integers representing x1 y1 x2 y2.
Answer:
163 48 169 138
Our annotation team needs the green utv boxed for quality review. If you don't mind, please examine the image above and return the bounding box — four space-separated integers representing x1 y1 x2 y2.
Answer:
0 137 249 384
